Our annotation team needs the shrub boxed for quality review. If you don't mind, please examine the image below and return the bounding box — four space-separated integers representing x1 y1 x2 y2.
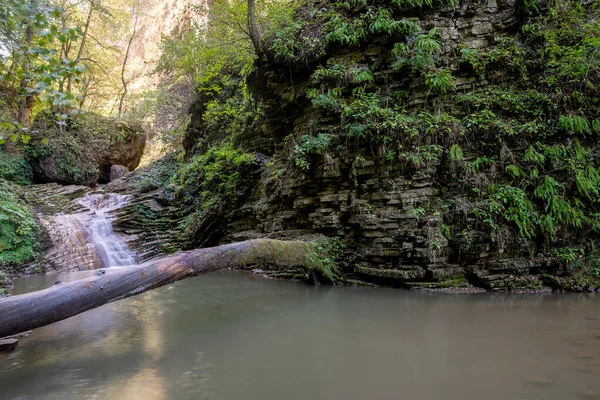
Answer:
0 180 41 269
172 141 255 210
0 151 33 185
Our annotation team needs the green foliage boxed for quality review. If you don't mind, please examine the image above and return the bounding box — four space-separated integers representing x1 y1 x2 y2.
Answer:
410 207 426 219
459 38 527 78
310 90 345 113
269 18 305 62
0 179 41 268
0 151 33 185
24 111 141 184
324 13 368 46
391 29 454 93
552 245 600 279
424 68 456 94
559 115 591 135
172 141 254 210
365 8 419 36
352 68 374 84
155 0 257 148
292 134 332 170
0 0 86 134
314 64 347 83
304 236 345 283
266 4 324 63
473 185 537 239
132 153 183 194
159 0 600 280
449 144 464 161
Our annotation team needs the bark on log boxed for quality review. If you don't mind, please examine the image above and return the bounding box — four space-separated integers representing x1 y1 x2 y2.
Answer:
0 239 313 338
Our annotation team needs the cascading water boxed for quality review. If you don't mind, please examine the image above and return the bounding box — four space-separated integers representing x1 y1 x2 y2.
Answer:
79 193 137 268
39 191 138 272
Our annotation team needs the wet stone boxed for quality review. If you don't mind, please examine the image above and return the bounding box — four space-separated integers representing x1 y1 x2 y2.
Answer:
0 338 19 352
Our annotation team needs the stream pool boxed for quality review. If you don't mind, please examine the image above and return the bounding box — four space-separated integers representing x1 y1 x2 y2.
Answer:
1 270 599 400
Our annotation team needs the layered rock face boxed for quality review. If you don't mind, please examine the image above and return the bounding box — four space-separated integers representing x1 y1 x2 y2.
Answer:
182 0 600 291
104 156 188 263
23 184 139 273
222 154 550 290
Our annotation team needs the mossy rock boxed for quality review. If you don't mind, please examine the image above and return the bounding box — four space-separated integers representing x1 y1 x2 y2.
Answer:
26 111 146 186
541 273 600 292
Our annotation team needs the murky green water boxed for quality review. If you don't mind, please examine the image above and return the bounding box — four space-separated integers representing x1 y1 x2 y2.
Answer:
1 270 600 400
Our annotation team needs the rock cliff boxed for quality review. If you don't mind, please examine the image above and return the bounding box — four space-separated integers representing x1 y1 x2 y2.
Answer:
180 0 600 291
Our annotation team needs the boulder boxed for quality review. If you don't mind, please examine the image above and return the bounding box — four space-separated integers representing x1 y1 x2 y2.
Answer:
27 111 146 186
110 164 130 181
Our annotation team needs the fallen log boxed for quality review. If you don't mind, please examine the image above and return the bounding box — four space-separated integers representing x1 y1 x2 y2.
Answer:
0 239 314 338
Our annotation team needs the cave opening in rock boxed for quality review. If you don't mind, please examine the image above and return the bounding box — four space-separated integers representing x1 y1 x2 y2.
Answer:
98 165 112 184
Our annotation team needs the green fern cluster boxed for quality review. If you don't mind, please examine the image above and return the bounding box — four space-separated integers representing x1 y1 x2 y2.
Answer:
291 134 333 170
559 115 591 135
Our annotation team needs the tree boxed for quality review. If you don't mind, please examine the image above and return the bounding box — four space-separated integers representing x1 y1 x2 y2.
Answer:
0 0 85 139
247 0 263 57
118 11 138 117
0 239 316 338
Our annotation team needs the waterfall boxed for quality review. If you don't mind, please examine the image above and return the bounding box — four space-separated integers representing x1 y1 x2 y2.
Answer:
76 193 137 268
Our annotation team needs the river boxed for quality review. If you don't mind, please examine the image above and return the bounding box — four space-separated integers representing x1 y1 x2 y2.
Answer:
1 270 599 400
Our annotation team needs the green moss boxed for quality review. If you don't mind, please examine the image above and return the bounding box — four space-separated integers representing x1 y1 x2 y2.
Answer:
232 239 314 269
231 238 346 285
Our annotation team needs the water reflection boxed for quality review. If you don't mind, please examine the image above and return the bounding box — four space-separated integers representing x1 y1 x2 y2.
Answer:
1 270 599 400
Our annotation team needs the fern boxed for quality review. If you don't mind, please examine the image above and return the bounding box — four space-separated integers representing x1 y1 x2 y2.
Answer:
311 90 345 113
367 8 396 35
424 68 456 94
314 64 347 83
470 156 494 173
449 144 464 160
352 68 374 84
324 14 367 47
415 30 442 54
534 176 561 201
575 165 600 197
306 88 320 99
524 146 546 166
592 119 600 135
505 164 522 178
559 115 590 135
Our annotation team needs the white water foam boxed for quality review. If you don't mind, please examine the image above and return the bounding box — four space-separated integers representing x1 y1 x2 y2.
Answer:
76 193 137 268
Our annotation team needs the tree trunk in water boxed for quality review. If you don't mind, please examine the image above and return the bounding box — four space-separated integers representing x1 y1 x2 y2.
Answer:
0 239 313 338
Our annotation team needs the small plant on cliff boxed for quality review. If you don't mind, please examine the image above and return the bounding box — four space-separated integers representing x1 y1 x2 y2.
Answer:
304 236 345 284
559 115 591 135
292 133 332 170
